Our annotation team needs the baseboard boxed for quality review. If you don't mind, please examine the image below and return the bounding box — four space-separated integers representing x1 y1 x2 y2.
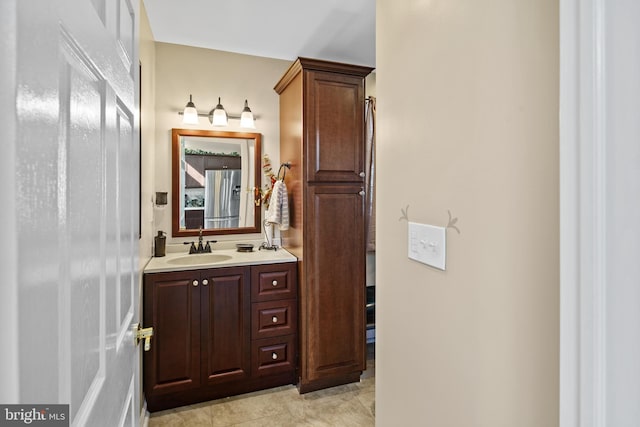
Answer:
298 371 362 394
140 399 150 427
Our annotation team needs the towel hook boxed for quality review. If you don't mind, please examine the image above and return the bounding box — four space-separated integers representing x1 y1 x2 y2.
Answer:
276 162 291 181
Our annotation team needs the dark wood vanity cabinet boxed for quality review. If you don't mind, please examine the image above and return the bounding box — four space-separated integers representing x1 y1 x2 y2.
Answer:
143 262 297 412
275 58 373 393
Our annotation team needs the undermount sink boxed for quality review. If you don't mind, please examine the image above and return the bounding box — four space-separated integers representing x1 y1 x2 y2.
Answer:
167 253 233 266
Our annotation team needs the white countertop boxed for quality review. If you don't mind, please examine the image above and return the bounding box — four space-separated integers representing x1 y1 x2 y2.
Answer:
144 244 297 274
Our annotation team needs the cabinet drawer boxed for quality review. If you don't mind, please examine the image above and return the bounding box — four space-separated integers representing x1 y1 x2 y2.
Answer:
251 299 297 339
252 335 296 377
251 263 297 302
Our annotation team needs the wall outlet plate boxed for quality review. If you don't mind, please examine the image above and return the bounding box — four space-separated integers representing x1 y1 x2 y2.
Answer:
408 222 446 270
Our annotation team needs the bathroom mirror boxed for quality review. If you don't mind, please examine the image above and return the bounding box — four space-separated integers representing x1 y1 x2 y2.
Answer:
171 128 261 237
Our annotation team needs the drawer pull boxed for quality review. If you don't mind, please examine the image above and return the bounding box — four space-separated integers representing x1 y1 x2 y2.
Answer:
272 316 278 323
192 280 199 287
202 279 208 286
272 280 278 287
271 352 278 360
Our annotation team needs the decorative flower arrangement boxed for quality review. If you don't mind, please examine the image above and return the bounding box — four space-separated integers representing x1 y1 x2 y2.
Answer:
259 154 278 208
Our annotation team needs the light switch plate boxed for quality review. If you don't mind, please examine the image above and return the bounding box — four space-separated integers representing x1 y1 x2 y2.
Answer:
408 222 446 270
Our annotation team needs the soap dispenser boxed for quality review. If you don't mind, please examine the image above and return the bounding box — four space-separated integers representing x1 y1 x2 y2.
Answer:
154 231 166 257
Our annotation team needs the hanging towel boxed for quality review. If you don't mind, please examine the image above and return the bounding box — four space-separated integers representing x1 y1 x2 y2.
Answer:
265 180 289 230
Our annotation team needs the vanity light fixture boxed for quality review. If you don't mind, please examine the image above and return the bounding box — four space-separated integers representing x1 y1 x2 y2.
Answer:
240 99 256 129
182 94 199 124
210 97 228 126
177 96 259 128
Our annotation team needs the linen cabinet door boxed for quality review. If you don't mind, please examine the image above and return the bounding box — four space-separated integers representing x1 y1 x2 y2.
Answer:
303 185 366 383
143 271 201 403
201 267 251 386
304 70 366 183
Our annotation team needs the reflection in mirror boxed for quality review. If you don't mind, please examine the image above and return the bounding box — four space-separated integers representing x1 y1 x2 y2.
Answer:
171 129 261 237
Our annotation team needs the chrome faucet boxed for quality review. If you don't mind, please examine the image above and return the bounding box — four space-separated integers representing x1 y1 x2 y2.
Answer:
184 227 216 254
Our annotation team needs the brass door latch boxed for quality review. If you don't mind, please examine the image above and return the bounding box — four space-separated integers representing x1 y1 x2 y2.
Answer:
134 324 154 351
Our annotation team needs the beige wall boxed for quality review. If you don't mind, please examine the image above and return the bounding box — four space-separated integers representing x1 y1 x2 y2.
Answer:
138 1 156 410
375 1 559 426
153 43 290 243
139 0 156 262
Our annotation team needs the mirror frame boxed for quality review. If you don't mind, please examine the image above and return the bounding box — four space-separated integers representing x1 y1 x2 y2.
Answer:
171 128 262 237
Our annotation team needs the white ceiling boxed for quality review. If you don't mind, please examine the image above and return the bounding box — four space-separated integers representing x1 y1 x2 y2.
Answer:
142 0 376 67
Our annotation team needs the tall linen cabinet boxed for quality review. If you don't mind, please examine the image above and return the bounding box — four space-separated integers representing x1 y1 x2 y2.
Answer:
274 58 374 393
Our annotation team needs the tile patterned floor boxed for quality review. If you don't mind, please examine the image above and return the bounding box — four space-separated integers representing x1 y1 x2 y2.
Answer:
148 344 375 427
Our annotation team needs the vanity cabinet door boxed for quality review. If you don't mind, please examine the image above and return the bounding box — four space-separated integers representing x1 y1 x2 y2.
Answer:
200 267 251 386
143 271 201 398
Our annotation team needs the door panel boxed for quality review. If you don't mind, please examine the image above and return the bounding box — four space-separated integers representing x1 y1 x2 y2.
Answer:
117 0 135 72
12 0 139 425
62 36 106 423
117 102 135 337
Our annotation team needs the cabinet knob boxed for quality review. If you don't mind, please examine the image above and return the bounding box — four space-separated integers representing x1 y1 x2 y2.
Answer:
272 316 278 323
272 280 278 287
192 280 198 287
358 190 365 196
202 279 208 286
359 171 365 178
271 352 278 360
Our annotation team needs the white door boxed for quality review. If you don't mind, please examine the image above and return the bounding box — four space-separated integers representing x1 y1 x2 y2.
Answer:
2 0 141 425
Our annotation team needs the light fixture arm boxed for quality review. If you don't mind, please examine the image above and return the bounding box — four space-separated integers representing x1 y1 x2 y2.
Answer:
178 111 260 120
177 111 260 120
